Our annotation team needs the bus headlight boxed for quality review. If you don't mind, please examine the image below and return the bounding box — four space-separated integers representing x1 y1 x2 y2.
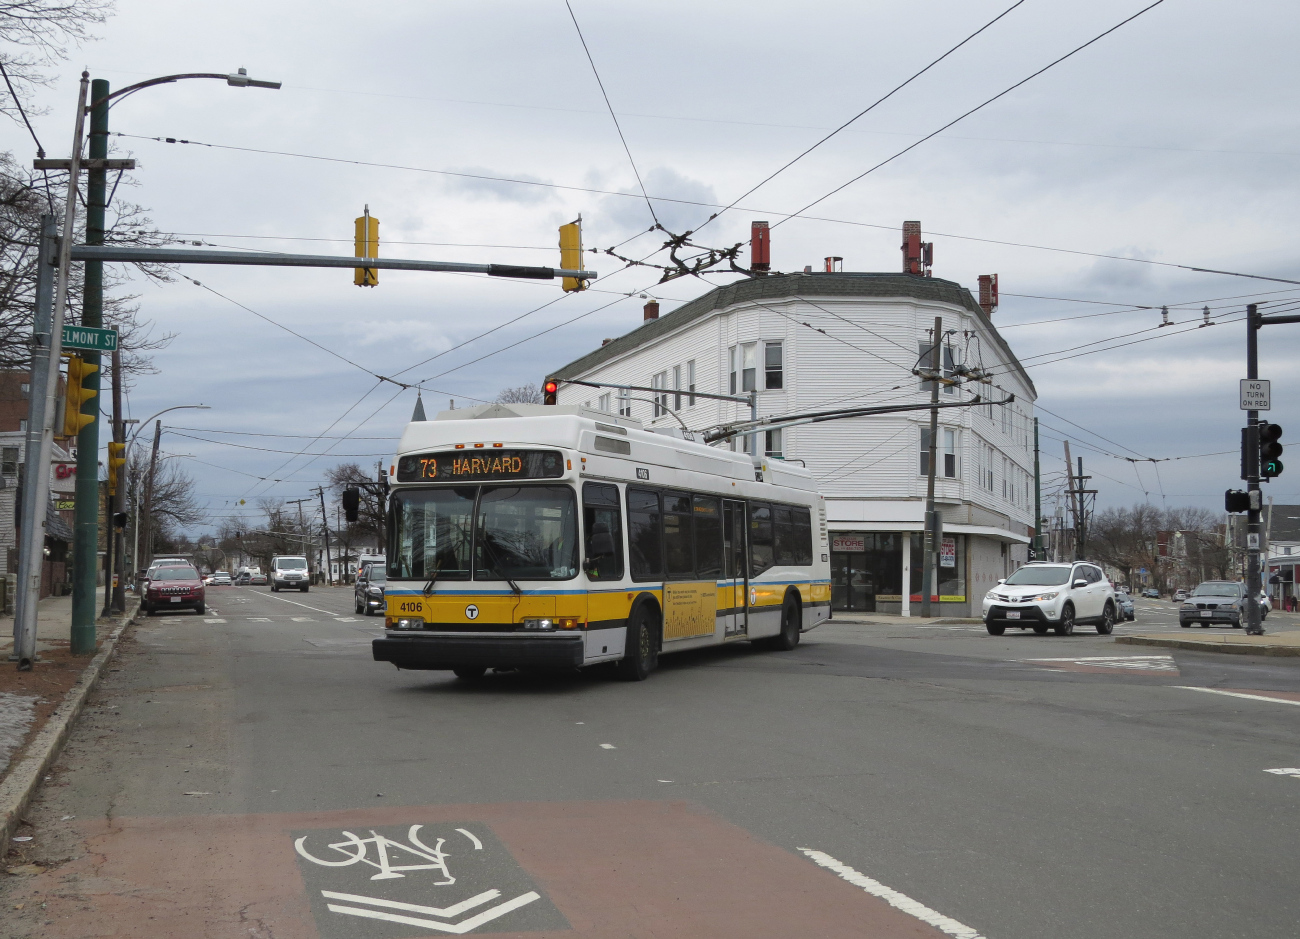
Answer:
522 617 555 631
388 617 425 630
521 617 583 631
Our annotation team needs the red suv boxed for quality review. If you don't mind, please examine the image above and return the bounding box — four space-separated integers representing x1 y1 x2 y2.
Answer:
143 565 206 616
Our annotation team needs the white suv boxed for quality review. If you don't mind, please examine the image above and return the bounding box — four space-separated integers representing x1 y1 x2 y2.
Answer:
982 561 1117 636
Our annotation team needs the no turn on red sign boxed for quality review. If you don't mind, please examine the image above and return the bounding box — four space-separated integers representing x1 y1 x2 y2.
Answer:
1241 379 1271 410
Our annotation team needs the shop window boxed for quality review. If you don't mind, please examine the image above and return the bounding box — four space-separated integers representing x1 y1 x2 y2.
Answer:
2 447 17 477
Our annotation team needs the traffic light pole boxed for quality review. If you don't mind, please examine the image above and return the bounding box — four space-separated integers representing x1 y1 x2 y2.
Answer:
70 78 109 654
1244 305 1264 635
110 348 127 613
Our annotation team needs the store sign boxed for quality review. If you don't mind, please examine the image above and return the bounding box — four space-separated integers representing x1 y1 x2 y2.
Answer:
831 534 865 553
939 536 956 568
55 499 75 510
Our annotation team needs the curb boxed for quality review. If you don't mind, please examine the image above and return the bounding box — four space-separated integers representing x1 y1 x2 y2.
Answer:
1115 634 1300 657
0 600 139 847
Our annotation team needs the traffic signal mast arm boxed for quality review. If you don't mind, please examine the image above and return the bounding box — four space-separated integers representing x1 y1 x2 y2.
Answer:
68 245 597 281
701 395 1010 444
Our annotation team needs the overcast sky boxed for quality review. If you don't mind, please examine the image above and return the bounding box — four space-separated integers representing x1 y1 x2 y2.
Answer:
7 0 1300 532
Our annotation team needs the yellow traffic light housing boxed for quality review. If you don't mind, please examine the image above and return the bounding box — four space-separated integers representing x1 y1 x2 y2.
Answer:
559 218 586 293
62 355 98 437
354 205 379 287
107 441 126 496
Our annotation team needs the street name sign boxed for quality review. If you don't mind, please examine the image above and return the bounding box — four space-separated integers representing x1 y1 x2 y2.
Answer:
61 325 118 352
1240 379 1271 411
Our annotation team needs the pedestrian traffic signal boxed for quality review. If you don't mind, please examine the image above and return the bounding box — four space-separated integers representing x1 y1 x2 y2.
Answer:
543 380 558 405
107 441 125 495
1225 489 1252 513
559 219 586 293
1260 423 1284 478
354 206 379 287
62 355 97 436
112 511 127 530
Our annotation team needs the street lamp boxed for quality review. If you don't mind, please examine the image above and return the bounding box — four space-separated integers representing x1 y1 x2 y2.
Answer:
129 406 209 581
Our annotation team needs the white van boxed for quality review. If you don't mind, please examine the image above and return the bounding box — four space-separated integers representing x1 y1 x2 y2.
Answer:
270 555 310 592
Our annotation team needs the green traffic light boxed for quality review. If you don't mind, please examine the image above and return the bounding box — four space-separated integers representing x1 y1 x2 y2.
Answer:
1264 459 1284 477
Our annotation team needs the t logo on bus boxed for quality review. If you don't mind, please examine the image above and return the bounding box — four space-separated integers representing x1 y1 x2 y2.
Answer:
465 604 479 620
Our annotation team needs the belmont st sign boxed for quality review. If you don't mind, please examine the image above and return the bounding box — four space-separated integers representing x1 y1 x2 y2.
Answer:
61 324 118 353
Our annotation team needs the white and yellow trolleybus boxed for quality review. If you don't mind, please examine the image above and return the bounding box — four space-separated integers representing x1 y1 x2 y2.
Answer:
373 403 831 680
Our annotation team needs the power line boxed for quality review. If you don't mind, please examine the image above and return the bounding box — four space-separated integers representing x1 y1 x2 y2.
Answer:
168 425 397 440
771 0 1169 228
168 431 392 458
564 0 658 226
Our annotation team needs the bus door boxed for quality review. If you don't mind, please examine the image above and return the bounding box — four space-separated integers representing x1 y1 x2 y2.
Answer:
722 500 748 639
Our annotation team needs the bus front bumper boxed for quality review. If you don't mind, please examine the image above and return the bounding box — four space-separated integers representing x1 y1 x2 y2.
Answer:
373 634 586 670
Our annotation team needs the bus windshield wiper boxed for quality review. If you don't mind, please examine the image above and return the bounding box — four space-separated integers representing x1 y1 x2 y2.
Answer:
480 536 522 595
422 559 443 597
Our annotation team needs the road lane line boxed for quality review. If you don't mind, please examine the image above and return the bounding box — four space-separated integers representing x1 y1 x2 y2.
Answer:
261 592 346 616
1175 686 1300 707
797 848 986 939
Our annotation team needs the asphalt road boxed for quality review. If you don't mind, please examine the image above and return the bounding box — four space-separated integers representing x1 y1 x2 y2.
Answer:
3 589 1299 939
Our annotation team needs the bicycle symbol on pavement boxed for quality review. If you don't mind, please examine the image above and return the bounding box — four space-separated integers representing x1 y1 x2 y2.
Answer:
295 825 463 882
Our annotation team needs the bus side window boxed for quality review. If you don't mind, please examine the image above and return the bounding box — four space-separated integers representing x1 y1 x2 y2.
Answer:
627 488 663 582
793 506 813 565
749 502 773 577
583 483 624 581
663 491 695 580
773 504 795 566
693 495 723 580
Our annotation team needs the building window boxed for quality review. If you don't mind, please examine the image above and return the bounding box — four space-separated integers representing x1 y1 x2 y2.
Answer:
618 388 631 417
19 420 26 433
920 427 958 478
742 343 757 392
20 382 30 396
598 393 610 413
652 371 668 417
986 445 995 491
729 347 737 394
1002 456 1009 499
2 447 17 477
765 428 783 459
687 360 696 406
765 341 783 390
673 364 682 411
942 344 955 396
1001 405 1011 436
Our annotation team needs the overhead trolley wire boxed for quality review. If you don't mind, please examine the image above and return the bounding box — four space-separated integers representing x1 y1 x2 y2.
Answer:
770 0 1169 229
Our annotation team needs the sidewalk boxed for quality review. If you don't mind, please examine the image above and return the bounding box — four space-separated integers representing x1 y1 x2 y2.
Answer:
1116 626 1300 657
0 586 121 658
829 612 984 626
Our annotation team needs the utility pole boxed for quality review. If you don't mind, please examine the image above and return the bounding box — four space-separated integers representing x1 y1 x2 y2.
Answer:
1063 441 1078 560
110 352 126 612
1033 417 1042 560
141 421 161 568
287 498 312 579
315 486 333 585
920 316 942 617
1075 455 1091 559
70 78 110 654
99 348 121 617
1244 303 1265 634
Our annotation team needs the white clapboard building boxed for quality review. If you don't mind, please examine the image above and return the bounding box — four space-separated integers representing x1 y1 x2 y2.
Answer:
546 265 1037 616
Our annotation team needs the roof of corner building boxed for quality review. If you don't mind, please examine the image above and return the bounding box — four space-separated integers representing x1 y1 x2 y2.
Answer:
548 272 1035 396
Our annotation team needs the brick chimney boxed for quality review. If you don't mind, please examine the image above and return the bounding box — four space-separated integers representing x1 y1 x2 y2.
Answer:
644 300 660 321
978 274 999 316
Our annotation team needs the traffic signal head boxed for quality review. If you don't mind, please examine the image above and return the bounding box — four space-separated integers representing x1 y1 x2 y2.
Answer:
543 380 558 405
1260 422 1284 478
106 441 125 495
342 487 360 523
112 511 127 530
559 219 586 293
1225 489 1252 513
62 355 98 437
354 207 379 287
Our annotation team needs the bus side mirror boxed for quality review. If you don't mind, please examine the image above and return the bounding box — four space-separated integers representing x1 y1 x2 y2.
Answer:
342 488 360 522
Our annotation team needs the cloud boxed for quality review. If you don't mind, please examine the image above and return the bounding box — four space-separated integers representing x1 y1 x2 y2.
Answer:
441 167 558 204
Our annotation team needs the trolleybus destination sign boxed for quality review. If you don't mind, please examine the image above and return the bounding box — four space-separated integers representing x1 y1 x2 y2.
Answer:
397 448 565 482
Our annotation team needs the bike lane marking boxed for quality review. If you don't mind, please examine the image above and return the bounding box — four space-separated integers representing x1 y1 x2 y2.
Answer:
11 800 960 938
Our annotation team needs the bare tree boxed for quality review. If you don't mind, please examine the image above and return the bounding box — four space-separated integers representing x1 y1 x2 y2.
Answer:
325 462 385 551
0 0 113 127
128 449 203 560
495 383 542 405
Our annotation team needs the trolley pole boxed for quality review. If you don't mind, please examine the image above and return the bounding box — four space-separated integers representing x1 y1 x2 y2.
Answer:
920 316 942 618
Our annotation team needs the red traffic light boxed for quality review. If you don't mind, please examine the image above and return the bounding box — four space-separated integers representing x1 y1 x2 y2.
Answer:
543 380 558 406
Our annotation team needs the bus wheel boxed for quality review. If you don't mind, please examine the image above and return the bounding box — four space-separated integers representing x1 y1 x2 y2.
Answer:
765 595 801 651
616 606 659 681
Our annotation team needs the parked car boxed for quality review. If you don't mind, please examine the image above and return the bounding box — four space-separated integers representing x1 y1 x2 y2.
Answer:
1179 581 1245 628
1260 591 1271 618
270 555 310 592
1173 589 1189 602
1113 587 1136 621
249 571 267 585
235 570 251 585
354 564 386 616
983 560 1118 636
1142 588 1160 599
142 566 206 616
146 560 196 583
210 571 233 586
